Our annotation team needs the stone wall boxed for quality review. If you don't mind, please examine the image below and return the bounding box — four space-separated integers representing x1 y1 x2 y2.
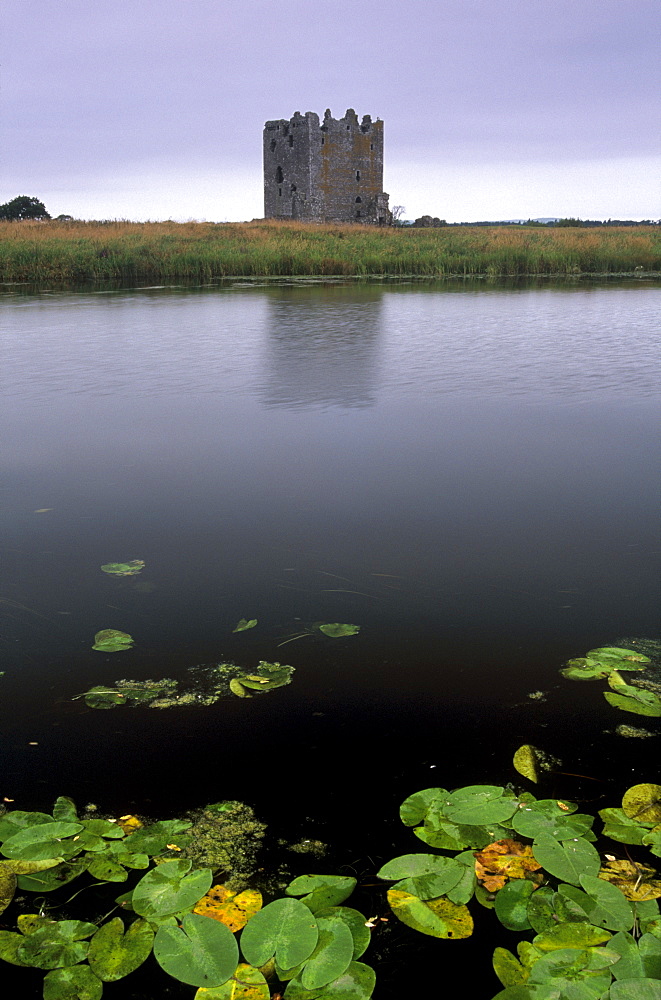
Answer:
263 108 390 224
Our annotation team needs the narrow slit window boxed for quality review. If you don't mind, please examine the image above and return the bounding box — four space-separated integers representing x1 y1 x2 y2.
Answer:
270 139 276 151
356 170 360 181
288 135 294 146
275 166 283 183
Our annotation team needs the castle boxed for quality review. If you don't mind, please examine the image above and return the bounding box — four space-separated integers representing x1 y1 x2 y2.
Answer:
263 108 391 224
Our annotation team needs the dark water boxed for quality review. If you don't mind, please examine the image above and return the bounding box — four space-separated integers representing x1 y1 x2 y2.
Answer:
1 278 659 997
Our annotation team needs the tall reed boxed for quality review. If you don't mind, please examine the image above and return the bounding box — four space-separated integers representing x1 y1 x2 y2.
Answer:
0 219 658 282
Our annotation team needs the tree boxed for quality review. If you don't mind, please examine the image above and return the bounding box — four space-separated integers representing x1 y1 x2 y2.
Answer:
391 205 406 225
0 196 51 221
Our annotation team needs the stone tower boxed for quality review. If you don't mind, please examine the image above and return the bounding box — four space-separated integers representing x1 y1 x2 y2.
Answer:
263 108 391 224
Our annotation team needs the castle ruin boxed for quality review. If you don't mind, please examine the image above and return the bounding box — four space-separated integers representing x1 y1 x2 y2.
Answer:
263 108 391 224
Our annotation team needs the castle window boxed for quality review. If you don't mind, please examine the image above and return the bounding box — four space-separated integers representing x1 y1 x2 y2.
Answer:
355 197 362 203
270 139 276 152
346 125 350 130
290 184 297 193
321 136 325 145
356 170 360 181
288 135 294 147
278 187 282 196
356 210 361 217
275 166 283 183
370 143 373 150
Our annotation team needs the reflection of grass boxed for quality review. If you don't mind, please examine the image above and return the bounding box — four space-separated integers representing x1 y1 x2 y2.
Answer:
1 220 659 281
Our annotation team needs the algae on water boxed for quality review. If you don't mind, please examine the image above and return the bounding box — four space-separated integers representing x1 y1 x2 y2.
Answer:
74 660 295 710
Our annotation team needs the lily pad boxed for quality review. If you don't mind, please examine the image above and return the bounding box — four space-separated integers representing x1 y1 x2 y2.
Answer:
317 623 360 638
43 965 104 1000
92 629 134 652
386 889 473 939
87 916 154 981
233 619 257 632
132 859 212 918
154 912 238 987
192 963 270 999
621 784 661 825
0 858 63 914
100 561 145 576
239 897 319 971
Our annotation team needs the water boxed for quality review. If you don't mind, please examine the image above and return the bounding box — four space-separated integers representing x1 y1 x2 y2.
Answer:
1 278 659 997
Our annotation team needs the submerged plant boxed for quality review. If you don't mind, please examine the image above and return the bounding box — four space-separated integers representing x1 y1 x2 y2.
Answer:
100 560 145 577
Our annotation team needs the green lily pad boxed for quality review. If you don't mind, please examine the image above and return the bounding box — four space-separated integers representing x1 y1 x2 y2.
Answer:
0 810 54 841
17 919 97 969
100 560 145 576
92 629 134 652
560 658 614 681
492 946 529 987
586 647 650 666
604 689 661 717
239 897 319 971
16 857 89 893
386 888 474 939
299 914 354 989
610 979 661 1000
377 854 465 900
399 788 447 827
132 859 212 918
192 963 270 999
43 964 104 1000
286 875 357 913
317 623 360 638
87 916 154 981
314 907 371 961
154 912 238 987
494 879 534 932
283 961 376 999
233 618 257 632
1 821 83 861
443 786 519 826
532 833 601 885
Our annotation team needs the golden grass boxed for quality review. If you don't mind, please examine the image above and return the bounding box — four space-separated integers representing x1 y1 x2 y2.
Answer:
0 219 659 282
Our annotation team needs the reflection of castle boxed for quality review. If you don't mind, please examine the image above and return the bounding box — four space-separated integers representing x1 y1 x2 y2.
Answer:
263 109 391 224
260 286 382 409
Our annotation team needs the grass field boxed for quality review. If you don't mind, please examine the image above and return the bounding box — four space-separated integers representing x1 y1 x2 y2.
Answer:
1 219 659 282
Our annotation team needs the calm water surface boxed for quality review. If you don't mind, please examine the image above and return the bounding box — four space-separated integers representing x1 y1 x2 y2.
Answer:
1 279 659 996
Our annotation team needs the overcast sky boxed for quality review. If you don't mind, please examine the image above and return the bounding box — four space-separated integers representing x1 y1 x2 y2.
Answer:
2 0 659 222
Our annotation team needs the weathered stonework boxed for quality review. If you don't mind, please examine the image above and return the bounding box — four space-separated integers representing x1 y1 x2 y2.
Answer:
263 108 391 224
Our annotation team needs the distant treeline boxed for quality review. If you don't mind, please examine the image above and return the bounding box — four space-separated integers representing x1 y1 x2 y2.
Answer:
1 219 659 282
444 218 660 228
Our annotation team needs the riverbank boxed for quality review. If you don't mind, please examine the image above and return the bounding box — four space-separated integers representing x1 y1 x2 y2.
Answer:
1 219 659 281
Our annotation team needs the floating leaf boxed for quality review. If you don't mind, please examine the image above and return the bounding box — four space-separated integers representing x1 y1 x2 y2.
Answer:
233 619 257 633
193 963 270 999
100 561 145 577
92 629 134 652
599 807 653 846
492 946 529 987
526 886 557 934
17 919 97 969
132 859 212 918
154 912 238 987
575 874 635 931
1 821 83 861
386 889 473 939
0 810 53 841
493 879 535 931
0 858 63 914
286 875 357 913
560 658 613 681
531 833 601 885
474 840 542 892
299 915 354 989
512 746 542 783
317 623 360 638
532 922 612 952
604 691 661 716
399 788 447 827
283 961 375 999
443 786 518 826
42 965 104 1000
609 980 661 1000
314 907 371 961
642 826 661 857
512 801 594 842
598 859 661 901
16 857 89 894
87 916 154 981
587 647 650 666
377 854 465 900
621 784 661 825
117 815 142 835
229 679 250 698
239 897 318 971
193 885 262 932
